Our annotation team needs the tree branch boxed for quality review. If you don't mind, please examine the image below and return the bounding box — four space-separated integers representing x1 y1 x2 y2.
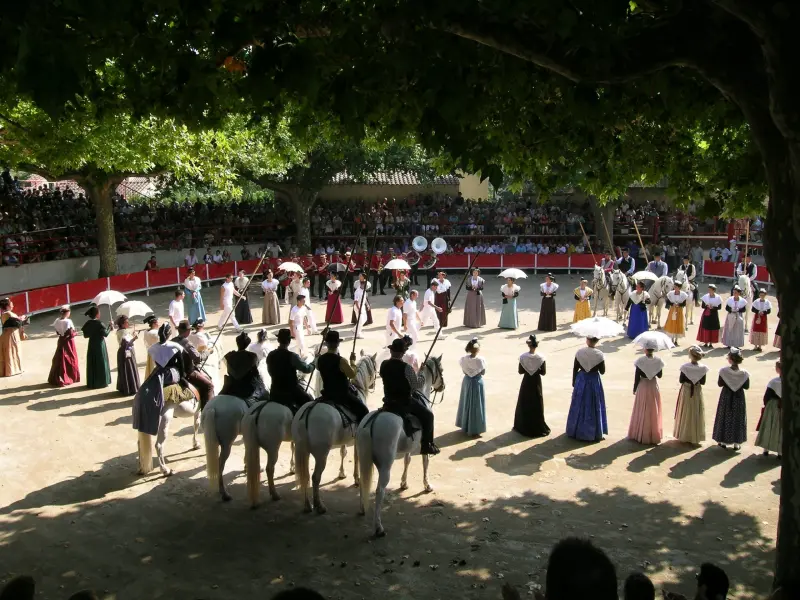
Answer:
17 162 85 182
239 170 294 195
709 0 772 36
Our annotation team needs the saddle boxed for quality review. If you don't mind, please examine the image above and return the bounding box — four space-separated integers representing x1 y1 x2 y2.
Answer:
368 400 422 440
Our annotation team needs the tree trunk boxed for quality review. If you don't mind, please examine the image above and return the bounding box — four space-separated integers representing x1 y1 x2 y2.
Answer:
84 178 118 277
589 195 615 255
288 188 318 254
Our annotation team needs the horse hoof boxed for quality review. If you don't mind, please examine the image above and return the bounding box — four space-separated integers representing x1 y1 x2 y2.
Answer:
191 444 200 451
399 482 409 491
270 492 282 502
337 472 347 480
352 481 360 488
374 528 386 538
289 468 296 476
423 485 433 493
303 504 313 514
315 504 328 515
136 469 146 476
358 508 366 516
221 493 232 502
163 469 174 477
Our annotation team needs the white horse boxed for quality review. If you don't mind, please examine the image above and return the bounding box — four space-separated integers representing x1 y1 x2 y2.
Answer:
137 384 201 477
610 270 631 324
737 275 753 332
591 265 612 317
356 355 446 537
648 275 674 325
673 270 695 325
201 394 253 501
290 352 378 514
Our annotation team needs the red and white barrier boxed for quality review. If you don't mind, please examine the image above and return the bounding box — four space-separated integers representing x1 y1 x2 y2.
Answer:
702 260 772 287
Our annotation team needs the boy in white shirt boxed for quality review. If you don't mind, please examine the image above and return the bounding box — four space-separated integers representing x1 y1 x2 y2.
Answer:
169 289 185 329
403 290 422 347
419 281 441 329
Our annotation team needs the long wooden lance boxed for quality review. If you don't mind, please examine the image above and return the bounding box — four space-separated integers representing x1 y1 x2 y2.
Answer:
351 226 381 355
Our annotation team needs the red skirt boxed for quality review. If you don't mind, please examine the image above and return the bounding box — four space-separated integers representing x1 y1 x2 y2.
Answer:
48 332 81 386
751 313 768 333
696 308 720 344
434 292 450 327
325 291 344 324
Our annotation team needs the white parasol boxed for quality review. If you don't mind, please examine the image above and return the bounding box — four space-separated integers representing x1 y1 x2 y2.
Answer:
277 262 304 273
116 300 154 320
328 262 348 273
570 317 625 339
632 271 658 282
632 330 675 351
384 258 412 271
498 268 528 279
92 290 127 320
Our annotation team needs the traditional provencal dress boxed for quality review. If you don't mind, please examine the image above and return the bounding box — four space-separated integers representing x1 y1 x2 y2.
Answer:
664 290 689 338
325 279 344 324
673 362 709 443
82 318 112 389
572 287 593 323
455 354 487 436
712 366 749 445
627 355 664 444
499 283 520 329
537 282 558 331
0 311 24 377
755 376 782 454
48 317 80 386
566 346 607 441
697 293 722 344
352 281 373 327
116 328 141 396
749 298 771 347
434 278 452 327
234 275 254 325
626 290 651 339
773 316 782 349
183 275 207 324
513 352 550 437
464 276 487 328
721 297 747 348
261 279 281 325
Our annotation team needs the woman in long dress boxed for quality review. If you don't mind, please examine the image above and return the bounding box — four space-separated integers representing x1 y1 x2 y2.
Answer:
721 287 747 348
115 315 141 396
234 269 254 325
246 328 273 389
48 305 81 386
712 348 749 451
513 334 550 437
566 337 607 442
0 297 27 377
627 343 664 444
626 281 650 339
749 288 771 351
434 272 452 327
537 274 558 332
189 318 220 389
663 282 689 346
464 268 487 328
183 267 207 325
499 278 520 329
572 278 593 323
455 338 487 436
261 270 281 325
81 305 113 389
142 315 160 379
697 284 722 348
393 270 410 300
673 345 709 444
773 312 782 349
755 361 782 458
325 273 345 324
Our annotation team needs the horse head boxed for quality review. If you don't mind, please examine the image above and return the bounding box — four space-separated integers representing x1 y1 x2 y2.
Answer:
738 275 751 297
355 352 378 394
424 355 446 393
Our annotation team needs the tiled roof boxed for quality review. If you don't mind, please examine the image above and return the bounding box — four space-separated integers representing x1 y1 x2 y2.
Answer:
329 172 460 186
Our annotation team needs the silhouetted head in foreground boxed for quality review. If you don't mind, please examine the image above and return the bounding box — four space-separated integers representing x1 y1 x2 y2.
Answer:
271 588 326 600
545 537 617 600
625 572 655 600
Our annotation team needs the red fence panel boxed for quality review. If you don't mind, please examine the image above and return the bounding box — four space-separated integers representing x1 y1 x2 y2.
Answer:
68 278 109 304
570 254 597 269
472 254 502 269
502 254 536 268
148 268 179 289
434 254 467 269
28 285 68 313
237 259 261 274
8 293 28 315
537 255 569 269
109 272 148 293
207 262 235 280
703 261 734 278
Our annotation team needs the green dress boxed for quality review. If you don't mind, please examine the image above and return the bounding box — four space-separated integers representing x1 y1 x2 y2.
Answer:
82 319 112 389
393 279 410 300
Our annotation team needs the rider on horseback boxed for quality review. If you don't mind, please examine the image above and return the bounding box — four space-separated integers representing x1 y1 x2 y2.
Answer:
379 338 440 455
678 255 698 303
267 328 315 413
317 330 369 421
219 332 268 406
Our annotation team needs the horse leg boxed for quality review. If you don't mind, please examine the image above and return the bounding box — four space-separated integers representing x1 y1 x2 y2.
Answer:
192 405 201 451
374 465 391 537
338 446 347 480
312 449 329 514
289 442 295 475
218 443 233 502
353 444 360 488
266 440 282 501
155 413 174 476
422 454 432 493
399 453 411 491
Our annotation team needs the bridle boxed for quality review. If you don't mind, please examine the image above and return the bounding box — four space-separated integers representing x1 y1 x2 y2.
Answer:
423 359 445 406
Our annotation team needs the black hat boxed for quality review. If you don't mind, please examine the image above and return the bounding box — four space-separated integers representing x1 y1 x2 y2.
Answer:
683 255 690 260
144 314 158 326
276 328 292 344
192 318 205 329
387 338 407 353
236 331 251 350
622 247 630 252
324 330 341 346
177 319 191 332
84 305 99 318
653 250 662 256
401 335 413 349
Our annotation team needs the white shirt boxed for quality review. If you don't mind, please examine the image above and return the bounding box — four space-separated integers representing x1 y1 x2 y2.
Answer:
221 281 235 304
213 254 223 264
185 254 198 267
423 288 437 309
386 306 403 334
169 299 184 323
501 283 520 298
290 305 308 328
436 278 451 292
262 279 278 292
235 276 249 291
403 298 418 321
53 318 75 336
326 279 342 292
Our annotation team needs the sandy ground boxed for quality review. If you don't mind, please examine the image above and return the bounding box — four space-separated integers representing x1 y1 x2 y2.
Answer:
0 274 781 600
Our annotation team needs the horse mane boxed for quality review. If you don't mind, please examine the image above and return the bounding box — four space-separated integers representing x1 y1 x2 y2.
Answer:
354 355 376 400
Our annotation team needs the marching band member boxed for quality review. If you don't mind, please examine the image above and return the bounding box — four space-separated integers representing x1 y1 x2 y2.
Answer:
183 267 206 324
289 295 312 357
712 348 749 451
402 289 422 347
464 268 487 328
371 250 386 295
625 281 651 339
677 255 698 304
755 361 782 458
616 247 636 276
566 336 607 442
673 346 709 444
385 295 404 346
48 305 80 386
422 250 438 284
572 278 593 323
697 284 722 347
316 253 329 299
353 274 371 339
749 288 771 351
721 286 747 348
300 253 317 297
627 341 664 445
663 281 689 345
234 269 254 325
325 272 345 325
218 273 242 332
261 270 281 325
406 248 421 285
420 280 442 331
499 277 520 330
434 272 452 328
537 273 558 332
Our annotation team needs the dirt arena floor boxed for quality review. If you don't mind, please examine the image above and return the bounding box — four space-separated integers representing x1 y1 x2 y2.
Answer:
0 274 781 599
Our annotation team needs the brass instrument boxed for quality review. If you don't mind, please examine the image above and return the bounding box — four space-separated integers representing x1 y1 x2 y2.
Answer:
405 250 420 266
422 254 438 270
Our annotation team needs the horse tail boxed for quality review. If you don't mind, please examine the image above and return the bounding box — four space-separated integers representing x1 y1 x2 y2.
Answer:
294 434 311 494
356 423 374 514
243 411 262 508
138 431 153 475
202 404 220 491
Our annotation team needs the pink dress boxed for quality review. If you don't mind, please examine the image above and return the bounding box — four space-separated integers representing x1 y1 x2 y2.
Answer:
627 356 664 444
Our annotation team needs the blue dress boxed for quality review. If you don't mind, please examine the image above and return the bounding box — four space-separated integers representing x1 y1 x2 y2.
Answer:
627 297 650 339
566 354 608 441
499 284 519 329
455 356 487 435
184 278 207 324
